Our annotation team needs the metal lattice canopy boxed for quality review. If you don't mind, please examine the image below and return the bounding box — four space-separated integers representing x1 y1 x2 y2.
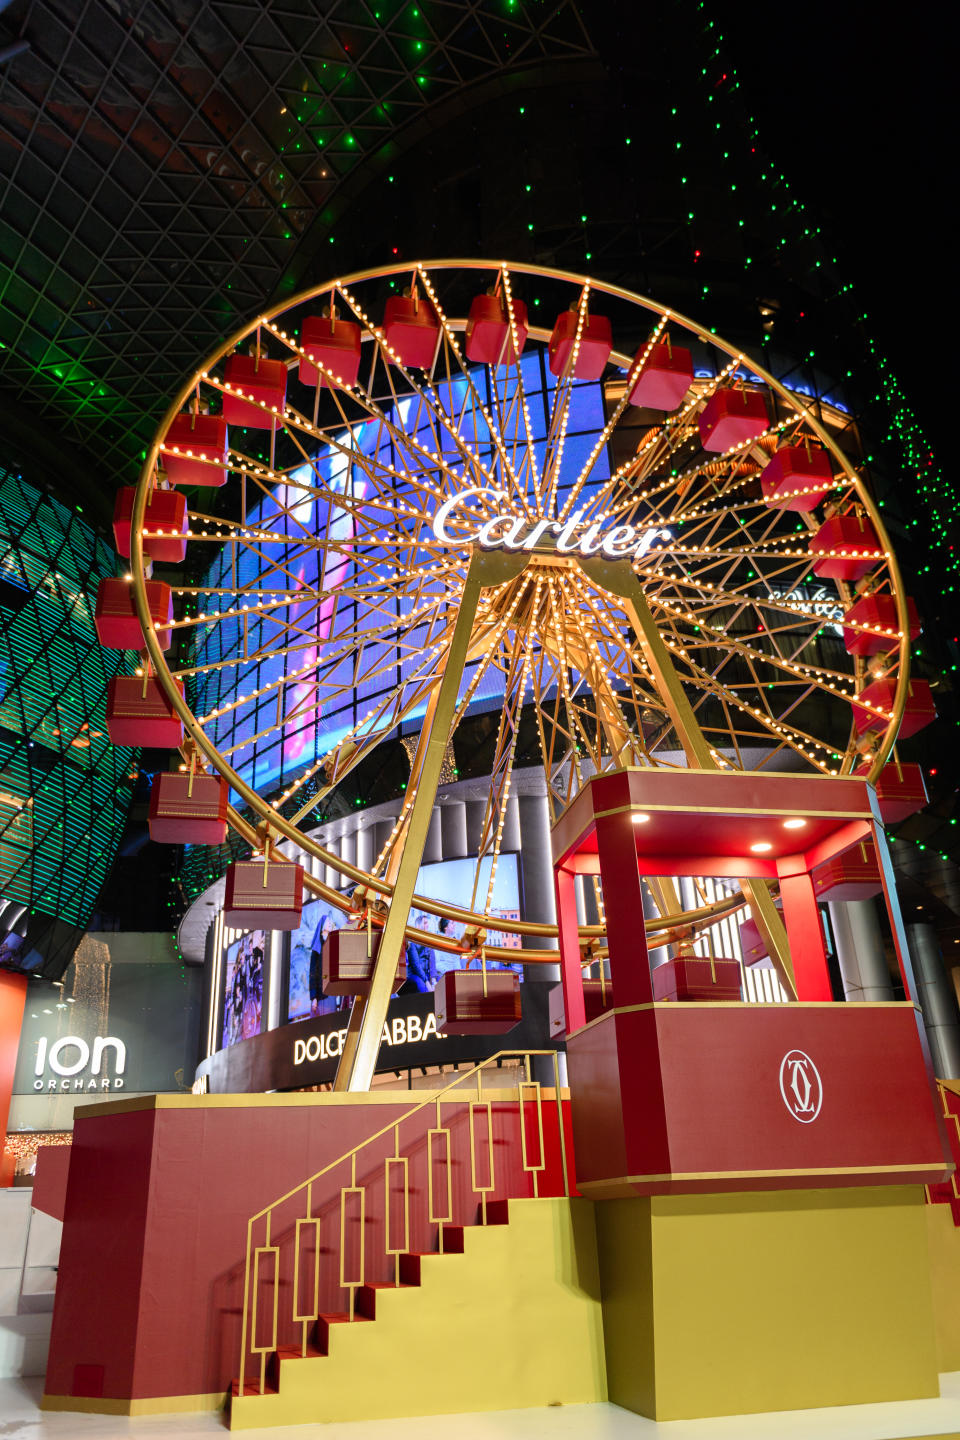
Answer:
128 259 912 1082
0 1 593 484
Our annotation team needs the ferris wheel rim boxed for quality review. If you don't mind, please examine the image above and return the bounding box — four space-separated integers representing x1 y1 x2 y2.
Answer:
129 258 911 947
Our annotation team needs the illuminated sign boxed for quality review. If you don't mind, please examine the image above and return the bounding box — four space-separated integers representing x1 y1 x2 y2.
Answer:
430 487 672 560
769 585 843 638
33 1034 126 1091
293 1010 444 1065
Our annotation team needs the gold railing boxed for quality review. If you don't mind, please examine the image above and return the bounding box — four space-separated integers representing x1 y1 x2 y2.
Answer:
237 1049 571 1396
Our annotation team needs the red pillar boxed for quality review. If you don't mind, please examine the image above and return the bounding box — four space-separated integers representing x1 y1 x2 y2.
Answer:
595 814 653 1006
776 861 832 1001
554 866 587 1033
0 971 27 1187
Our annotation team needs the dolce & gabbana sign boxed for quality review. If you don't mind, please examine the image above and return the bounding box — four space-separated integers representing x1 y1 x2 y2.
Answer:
195 988 552 1095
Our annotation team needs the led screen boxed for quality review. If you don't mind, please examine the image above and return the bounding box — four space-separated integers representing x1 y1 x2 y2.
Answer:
192 355 610 800
409 853 522 988
285 852 522 1018
221 929 266 1048
287 899 344 1022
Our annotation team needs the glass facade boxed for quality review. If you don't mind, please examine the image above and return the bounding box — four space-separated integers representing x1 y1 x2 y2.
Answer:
0 464 137 974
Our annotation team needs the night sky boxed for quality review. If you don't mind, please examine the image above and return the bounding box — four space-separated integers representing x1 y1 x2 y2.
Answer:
722 11 951 461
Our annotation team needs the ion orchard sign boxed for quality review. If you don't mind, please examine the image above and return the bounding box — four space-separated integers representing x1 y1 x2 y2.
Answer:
430 486 672 560
33 1034 126 1092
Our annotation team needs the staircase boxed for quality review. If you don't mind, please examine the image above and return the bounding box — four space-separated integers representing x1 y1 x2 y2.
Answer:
229 1196 606 1429
227 1049 604 1430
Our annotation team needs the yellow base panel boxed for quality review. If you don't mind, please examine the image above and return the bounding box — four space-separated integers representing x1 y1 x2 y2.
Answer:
926 1202 960 1373
596 1185 940 1421
41 1392 225 1416
229 1198 606 1430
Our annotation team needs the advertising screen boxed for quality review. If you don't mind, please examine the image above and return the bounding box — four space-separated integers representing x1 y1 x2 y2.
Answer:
284 852 522 1018
410 853 522 988
221 930 266 1049
286 899 345 1023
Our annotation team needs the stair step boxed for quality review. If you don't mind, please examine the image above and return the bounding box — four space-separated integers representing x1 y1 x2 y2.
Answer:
231 1378 278 1399
315 1310 373 1354
275 1342 324 1362
356 1281 418 1320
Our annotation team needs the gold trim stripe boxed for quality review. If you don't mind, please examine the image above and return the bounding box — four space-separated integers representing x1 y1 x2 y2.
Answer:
41 1392 226 1416
578 1162 947 1188
567 1000 918 1040
76 1088 569 1119
589 800 874 825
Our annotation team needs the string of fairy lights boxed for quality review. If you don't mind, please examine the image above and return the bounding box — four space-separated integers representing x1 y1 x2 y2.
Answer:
162 2 957 943
152 256 922 953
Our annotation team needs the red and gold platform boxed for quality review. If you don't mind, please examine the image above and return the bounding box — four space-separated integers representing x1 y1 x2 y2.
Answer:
550 765 953 1419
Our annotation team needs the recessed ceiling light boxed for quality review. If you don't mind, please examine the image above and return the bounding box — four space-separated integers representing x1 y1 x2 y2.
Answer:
631 812 651 824
783 817 807 830
750 841 773 853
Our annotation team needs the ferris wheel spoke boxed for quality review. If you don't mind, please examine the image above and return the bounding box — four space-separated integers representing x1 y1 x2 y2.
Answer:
671 646 839 772
561 315 671 527
415 264 536 523
329 278 521 513
134 260 904 1019
467 582 542 921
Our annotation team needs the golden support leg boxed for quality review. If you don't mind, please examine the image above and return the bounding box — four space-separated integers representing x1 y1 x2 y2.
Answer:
335 549 527 1091
580 556 797 998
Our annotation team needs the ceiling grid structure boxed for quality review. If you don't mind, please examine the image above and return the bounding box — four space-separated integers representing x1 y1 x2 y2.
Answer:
0 0 594 484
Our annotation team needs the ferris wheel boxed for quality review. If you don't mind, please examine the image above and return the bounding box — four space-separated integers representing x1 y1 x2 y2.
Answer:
118 259 919 1084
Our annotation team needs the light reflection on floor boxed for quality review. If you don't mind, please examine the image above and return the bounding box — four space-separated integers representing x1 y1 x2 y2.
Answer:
4 1375 960 1440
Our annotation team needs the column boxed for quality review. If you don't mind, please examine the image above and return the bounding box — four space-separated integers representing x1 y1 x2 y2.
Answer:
828 899 894 1002
643 884 671 970
905 922 960 1079
518 792 559 1087
355 821 374 877
440 801 468 860
422 806 442 866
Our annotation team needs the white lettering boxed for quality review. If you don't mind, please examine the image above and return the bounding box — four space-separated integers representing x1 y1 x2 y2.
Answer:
422 1013 440 1040
431 486 503 545
92 1036 126 1077
391 1017 406 1045
49 1037 89 1077
600 524 636 558
294 1038 306 1065
406 1014 422 1043
577 521 605 556
35 1037 47 1077
381 1022 392 1045
429 493 671 563
306 1036 321 1062
521 519 558 551
114 1079 124 1090
634 527 672 558
554 510 585 553
478 514 527 550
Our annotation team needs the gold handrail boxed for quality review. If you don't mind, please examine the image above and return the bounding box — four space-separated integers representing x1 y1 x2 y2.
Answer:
238 1048 570 1396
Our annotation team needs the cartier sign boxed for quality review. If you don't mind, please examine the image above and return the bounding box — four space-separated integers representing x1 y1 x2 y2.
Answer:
430 486 672 560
